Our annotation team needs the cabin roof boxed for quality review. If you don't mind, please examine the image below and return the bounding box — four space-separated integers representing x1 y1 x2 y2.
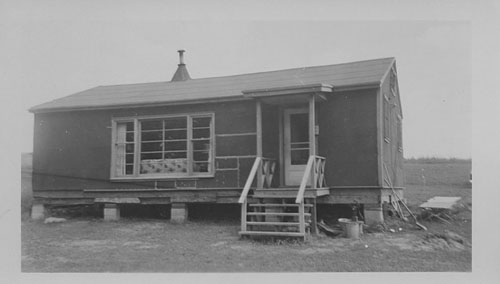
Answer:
30 57 395 113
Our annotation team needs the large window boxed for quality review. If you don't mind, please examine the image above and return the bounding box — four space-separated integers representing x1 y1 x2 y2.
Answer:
112 113 214 179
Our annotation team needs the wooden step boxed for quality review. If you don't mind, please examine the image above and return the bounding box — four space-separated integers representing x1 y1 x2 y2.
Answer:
247 212 311 217
248 203 313 208
246 221 302 226
239 231 307 238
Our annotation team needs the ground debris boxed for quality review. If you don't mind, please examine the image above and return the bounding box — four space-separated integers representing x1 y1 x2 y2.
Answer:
44 217 67 224
317 220 343 237
418 230 470 250
365 223 389 233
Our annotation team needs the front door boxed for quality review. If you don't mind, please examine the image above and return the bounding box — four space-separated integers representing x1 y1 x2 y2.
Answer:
284 108 310 185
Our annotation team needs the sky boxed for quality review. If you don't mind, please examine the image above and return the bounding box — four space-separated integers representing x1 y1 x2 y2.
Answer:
0 1 487 160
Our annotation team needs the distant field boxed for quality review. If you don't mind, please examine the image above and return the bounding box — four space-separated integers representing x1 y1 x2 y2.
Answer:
403 158 471 206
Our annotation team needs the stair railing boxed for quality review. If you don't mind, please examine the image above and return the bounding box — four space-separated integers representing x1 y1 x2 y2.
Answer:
295 155 326 204
295 155 326 234
238 157 262 204
238 157 276 233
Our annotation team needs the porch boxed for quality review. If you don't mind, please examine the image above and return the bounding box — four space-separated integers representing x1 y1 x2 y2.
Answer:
238 84 333 240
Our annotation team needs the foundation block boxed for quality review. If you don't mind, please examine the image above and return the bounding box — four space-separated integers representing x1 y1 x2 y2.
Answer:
364 203 384 225
171 203 188 223
31 204 45 220
104 204 120 221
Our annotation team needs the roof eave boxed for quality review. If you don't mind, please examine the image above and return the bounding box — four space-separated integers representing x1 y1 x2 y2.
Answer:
242 83 334 98
29 95 251 114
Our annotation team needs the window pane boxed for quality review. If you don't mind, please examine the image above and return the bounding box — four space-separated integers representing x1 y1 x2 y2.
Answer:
164 151 187 159
193 162 209 173
193 128 210 139
141 153 162 160
164 141 187 151
164 129 187 140
125 165 134 175
141 120 163 130
290 113 309 143
126 122 134 132
125 143 134 153
191 116 212 174
126 132 134 142
141 130 162 141
192 117 211 127
193 151 209 162
291 149 309 165
164 117 187 129
141 142 162 152
115 122 134 176
126 154 134 163
193 140 210 151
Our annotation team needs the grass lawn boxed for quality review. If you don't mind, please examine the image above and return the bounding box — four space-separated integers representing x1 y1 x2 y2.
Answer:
21 155 472 272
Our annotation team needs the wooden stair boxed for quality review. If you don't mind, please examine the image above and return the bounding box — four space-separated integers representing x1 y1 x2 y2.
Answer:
239 188 317 241
238 156 327 241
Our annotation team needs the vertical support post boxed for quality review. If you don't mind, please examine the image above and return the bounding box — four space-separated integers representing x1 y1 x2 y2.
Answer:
298 201 306 234
308 94 316 156
310 198 318 235
278 107 284 186
256 100 263 189
309 95 316 188
241 199 247 232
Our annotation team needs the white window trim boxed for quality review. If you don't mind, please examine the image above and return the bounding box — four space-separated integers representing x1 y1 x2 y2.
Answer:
110 113 215 181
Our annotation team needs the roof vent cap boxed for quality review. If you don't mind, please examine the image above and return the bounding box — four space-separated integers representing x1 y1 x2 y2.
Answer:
171 50 191 82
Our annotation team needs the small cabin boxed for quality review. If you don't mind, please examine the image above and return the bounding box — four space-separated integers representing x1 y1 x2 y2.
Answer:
30 51 404 239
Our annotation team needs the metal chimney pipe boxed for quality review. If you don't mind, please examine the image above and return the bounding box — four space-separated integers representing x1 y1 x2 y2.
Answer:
178 50 185 65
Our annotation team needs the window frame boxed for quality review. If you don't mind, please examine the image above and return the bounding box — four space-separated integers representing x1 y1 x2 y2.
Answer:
110 112 215 180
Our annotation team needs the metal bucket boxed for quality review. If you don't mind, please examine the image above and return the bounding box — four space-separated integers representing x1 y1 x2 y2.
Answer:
338 218 363 239
344 221 361 239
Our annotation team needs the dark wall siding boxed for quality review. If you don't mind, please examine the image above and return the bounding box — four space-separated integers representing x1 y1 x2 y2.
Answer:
261 104 281 187
33 101 258 191
318 89 379 186
216 135 256 156
261 104 280 160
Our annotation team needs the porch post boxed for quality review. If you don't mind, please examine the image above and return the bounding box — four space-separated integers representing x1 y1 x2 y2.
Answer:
256 100 263 188
308 94 316 156
256 99 263 157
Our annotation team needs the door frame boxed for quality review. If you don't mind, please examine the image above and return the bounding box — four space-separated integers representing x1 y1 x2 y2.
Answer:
282 107 309 186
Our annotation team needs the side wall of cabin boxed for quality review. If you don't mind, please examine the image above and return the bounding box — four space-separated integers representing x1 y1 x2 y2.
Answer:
32 100 267 195
318 88 380 187
381 66 404 188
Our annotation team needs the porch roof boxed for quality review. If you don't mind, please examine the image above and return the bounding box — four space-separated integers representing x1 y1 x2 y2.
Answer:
30 57 395 113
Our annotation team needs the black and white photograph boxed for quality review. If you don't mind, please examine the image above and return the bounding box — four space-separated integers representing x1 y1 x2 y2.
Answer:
2 0 499 283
